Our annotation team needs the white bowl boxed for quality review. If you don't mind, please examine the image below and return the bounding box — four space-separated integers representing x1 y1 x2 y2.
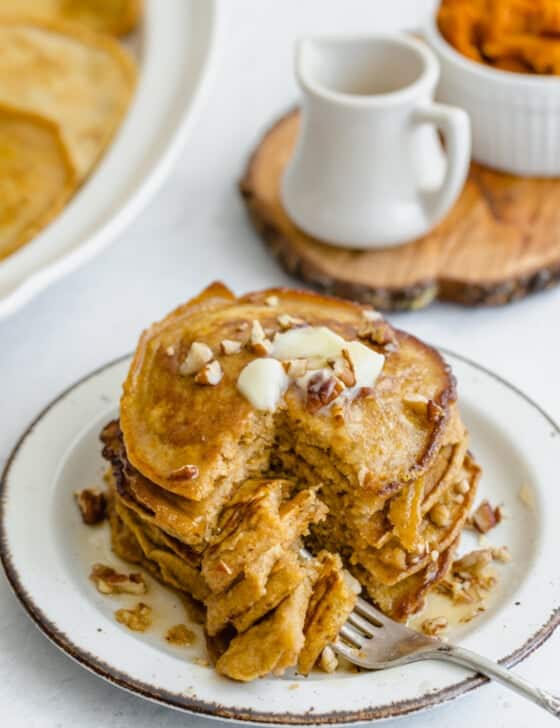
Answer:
0 0 220 320
424 15 560 177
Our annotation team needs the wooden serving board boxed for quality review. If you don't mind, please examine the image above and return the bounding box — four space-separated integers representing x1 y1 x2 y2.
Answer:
240 109 560 310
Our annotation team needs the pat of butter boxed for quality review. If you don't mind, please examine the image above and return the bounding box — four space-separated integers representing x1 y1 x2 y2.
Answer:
344 341 385 389
271 326 344 360
237 325 385 412
237 358 289 411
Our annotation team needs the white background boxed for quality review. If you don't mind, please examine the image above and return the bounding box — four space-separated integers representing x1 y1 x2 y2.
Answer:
1 1 559 726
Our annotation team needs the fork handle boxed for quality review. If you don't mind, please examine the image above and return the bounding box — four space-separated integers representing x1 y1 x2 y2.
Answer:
432 644 560 718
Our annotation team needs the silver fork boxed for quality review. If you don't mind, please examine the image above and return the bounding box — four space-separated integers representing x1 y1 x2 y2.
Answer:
334 594 560 718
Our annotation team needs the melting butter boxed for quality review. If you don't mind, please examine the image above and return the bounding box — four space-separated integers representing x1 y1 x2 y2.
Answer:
236 326 385 412
236 358 289 411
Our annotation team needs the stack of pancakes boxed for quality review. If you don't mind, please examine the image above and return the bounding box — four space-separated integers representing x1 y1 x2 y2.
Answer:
102 283 480 681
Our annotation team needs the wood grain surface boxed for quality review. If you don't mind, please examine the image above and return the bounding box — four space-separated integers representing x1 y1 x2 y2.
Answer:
241 109 560 310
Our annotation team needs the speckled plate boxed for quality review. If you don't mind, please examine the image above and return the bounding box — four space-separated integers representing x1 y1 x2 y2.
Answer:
1 351 560 725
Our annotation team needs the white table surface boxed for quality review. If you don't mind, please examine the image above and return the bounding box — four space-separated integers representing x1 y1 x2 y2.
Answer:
1 1 559 726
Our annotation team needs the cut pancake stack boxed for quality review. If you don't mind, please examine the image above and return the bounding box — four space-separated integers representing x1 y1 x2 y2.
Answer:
102 283 480 681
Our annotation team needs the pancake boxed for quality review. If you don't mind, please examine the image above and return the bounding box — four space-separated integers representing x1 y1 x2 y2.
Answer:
121 283 456 500
0 0 142 36
0 104 76 260
0 19 136 180
102 283 482 680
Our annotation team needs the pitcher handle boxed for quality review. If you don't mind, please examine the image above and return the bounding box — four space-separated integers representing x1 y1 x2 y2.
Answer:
412 103 471 227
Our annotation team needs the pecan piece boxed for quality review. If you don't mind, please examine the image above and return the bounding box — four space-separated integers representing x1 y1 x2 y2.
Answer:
277 313 305 330
75 488 107 525
166 624 195 646
249 319 273 356
179 341 214 376
306 371 344 413
220 339 242 355
90 564 147 595
194 360 223 385
329 349 356 388
115 602 152 632
470 500 502 534
421 616 448 636
357 321 396 347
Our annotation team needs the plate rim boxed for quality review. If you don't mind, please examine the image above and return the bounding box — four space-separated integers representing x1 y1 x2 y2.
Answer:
0 0 222 320
1 348 559 726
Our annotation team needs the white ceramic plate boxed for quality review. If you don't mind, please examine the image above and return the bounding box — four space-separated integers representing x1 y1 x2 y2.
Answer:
0 0 219 320
1 351 559 725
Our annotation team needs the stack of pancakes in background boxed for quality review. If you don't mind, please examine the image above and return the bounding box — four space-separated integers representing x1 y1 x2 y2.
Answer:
102 283 480 681
0 0 140 261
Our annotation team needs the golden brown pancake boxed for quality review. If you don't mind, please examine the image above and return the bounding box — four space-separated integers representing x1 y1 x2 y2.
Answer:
0 0 142 36
103 283 482 680
0 104 76 260
121 283 457 501
0 19 136 180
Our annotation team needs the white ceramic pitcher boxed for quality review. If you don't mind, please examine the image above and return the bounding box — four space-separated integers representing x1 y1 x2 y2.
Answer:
281 34 471 249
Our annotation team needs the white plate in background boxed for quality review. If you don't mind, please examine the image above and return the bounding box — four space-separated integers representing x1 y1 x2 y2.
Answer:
0 0 220 320
1 350 559 724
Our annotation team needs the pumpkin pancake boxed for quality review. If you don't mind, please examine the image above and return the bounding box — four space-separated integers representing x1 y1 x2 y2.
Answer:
120 283 456 501
0 19 136 180
0 105 75 260
0 0 142 36
100 283 485 679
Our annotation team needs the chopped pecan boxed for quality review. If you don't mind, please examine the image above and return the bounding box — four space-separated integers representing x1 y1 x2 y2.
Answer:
75 488 107 525
115 602 152 632
179 341 214 376
306 371 344 413
277 313 305 330
194 360 223 385
220 339 242 355
165 624 195 646
249 319 272 356
330 349 356 388
454 549 493 576
470 500 501 534
436 544 506 610
357 321 396 347
421 616 448 636
90 564 147 595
